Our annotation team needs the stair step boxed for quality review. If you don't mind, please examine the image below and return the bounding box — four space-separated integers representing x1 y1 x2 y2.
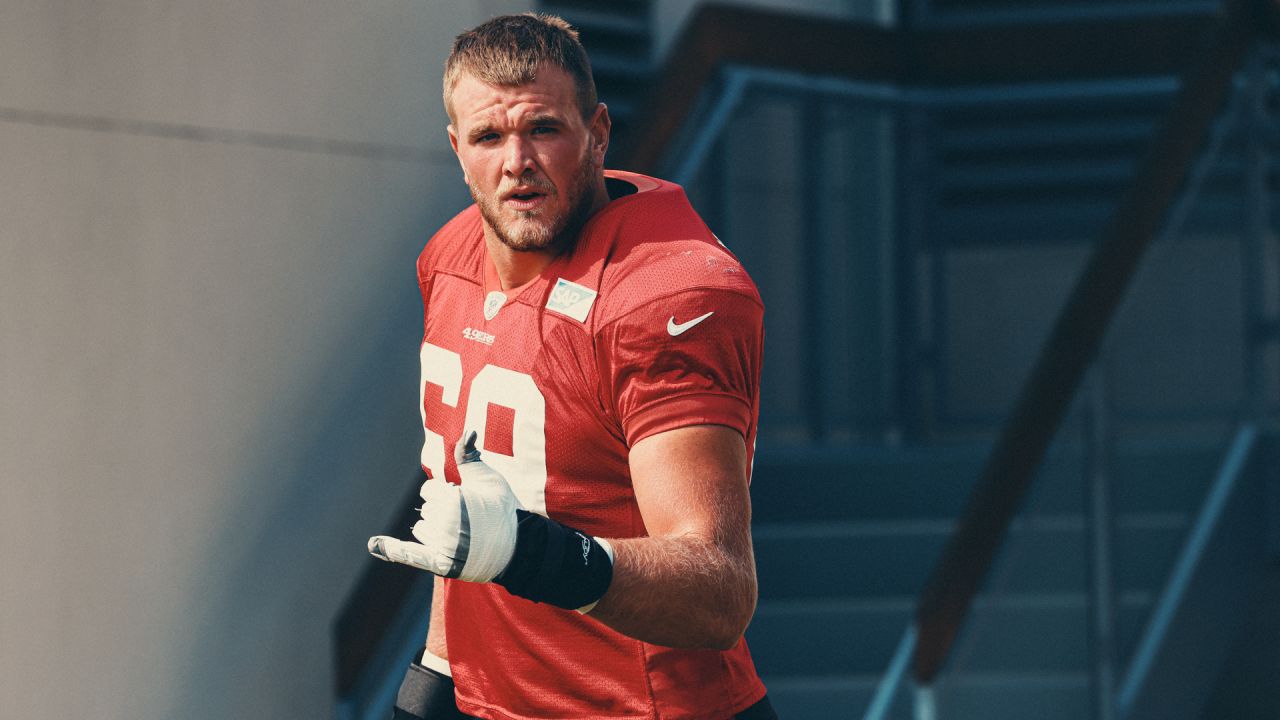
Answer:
761 674 880 719
541 0 650 19
743 438 1227 711
1035 444 1222 514
748 598 912 675
753 513 1188 600
748 593 1154 676
750 446 986 523
552 7 650 37
584 52 652 79
762 672 1094 720
750 442 1221 523
601 97 636 120
927 672 1092 720
940 117 1158 154
942 162 1136 193
950 592 1154 674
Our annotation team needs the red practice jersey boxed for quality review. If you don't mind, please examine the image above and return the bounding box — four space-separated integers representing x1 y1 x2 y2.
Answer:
416 171 766 719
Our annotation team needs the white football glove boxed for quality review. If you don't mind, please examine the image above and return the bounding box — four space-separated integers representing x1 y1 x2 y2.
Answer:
368 431 519 583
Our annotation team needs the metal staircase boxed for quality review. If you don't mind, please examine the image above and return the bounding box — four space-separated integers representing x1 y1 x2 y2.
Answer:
537 0 654 155
745 440 1226 718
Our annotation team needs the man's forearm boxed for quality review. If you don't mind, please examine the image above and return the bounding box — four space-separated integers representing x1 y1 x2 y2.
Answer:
586 532 757 650
377 427 761 653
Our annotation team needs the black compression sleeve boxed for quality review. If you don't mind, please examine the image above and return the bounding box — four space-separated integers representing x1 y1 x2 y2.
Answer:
392 663 469 720
494 510 614 610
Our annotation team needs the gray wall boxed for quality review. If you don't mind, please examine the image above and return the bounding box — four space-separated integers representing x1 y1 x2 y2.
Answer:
0 2 527 718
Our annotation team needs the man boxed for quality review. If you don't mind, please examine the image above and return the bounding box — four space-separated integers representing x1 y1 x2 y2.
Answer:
368 13 774 720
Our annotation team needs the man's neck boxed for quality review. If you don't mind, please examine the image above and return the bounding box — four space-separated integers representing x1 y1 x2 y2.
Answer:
484 231 556 291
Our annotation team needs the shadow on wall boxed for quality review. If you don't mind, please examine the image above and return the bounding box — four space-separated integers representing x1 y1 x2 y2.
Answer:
163 269 428 719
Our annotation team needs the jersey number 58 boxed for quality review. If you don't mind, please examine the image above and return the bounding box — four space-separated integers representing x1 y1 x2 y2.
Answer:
419 342 549 515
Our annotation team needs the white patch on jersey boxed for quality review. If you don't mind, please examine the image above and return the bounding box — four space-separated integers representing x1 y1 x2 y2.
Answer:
545 278 597 323
483 291 506 321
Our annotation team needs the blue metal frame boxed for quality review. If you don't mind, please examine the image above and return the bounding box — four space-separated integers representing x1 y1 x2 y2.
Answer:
904 0 1216 30
670 71 752 186
862 625 918 720
1115 423 1259 716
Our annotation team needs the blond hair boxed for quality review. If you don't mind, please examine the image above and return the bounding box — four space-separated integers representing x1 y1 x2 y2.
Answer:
443 13 597 121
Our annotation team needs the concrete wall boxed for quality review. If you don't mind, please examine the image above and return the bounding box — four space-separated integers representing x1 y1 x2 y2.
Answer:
0 2 528 718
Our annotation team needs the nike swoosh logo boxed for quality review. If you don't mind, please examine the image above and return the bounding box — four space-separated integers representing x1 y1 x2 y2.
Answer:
667 311 715 336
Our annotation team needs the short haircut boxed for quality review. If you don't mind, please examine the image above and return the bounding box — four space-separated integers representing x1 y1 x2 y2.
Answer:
443 13 598 122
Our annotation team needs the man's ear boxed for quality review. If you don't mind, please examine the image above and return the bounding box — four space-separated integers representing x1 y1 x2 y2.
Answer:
447 125 469 184
588 103 611 167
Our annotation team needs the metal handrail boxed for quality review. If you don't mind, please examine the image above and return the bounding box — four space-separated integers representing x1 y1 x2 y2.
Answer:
862 625 918 720
1116 424 1260 715
615 3 1211 174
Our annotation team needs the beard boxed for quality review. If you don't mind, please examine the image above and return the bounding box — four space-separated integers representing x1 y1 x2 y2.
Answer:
471 148 599 256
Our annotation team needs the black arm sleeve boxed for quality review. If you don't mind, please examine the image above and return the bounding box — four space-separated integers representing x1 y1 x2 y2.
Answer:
494 510 613 610
391 663 471 720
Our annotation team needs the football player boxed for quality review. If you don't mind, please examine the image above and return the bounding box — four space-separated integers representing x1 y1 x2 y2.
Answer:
369 13 775 719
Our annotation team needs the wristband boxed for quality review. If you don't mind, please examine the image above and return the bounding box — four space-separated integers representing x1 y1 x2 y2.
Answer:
495 510 614 611
393 662 466 720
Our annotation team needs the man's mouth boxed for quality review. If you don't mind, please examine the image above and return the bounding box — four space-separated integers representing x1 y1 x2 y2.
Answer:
504 188 550 210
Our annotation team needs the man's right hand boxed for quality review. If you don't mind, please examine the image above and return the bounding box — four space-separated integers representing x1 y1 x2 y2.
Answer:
368 431 519 583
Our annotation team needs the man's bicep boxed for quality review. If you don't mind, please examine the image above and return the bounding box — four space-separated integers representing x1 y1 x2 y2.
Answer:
627 424 751 540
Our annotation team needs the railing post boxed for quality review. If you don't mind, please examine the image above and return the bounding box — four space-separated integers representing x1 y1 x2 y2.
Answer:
800 92 829 441
913 683 937 720
891 104 932 443
1084 363 1118 720
1240 46 1280 561
1242 47 1274 423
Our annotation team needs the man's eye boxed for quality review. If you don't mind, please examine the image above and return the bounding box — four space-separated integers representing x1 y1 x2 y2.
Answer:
531 126 557 135
476 133 499 144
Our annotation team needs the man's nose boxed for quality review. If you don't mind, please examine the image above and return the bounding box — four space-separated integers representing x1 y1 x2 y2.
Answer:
502 136 535 177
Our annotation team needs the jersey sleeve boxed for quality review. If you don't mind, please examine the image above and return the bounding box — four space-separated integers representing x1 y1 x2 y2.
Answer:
596 287 764 446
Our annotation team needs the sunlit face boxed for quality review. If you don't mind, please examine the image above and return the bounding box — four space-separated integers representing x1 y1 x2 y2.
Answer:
447 65 609 255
